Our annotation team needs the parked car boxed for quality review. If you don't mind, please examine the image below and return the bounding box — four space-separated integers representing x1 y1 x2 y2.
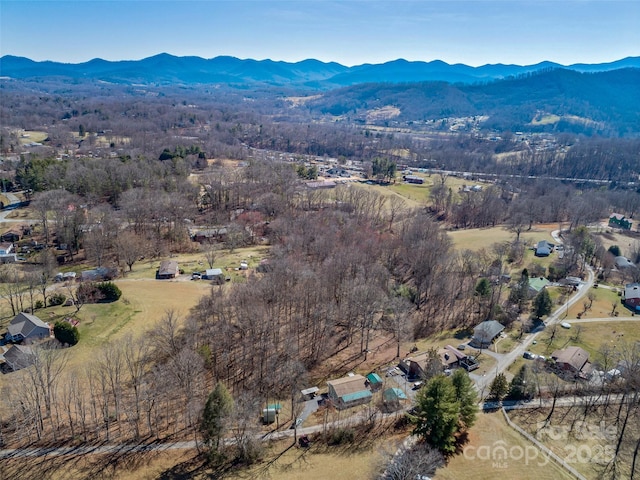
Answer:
457 344 466 351
191 272 202 280
412 381 423 390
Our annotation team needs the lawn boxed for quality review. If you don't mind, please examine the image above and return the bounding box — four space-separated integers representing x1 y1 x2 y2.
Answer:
448 225 556 252
527 319 640 362
565 285 622 319
18 130 48 144
121 245 270 282
434 411 574 480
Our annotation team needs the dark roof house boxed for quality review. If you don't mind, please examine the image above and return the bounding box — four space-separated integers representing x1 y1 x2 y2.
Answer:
5 312 51 343
535 240 554 257
552 346 592 379
470 320 505 348
609 213 632 230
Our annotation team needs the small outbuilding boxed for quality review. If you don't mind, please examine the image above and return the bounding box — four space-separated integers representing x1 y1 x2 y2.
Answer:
366 372 383 391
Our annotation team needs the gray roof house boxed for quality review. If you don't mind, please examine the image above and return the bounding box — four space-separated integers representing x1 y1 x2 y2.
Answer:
535 240 554 257
205 268 225 284
470 320 505 348
157 260 179 279
3 344 35 371
615 256 635 269
5 312 51 343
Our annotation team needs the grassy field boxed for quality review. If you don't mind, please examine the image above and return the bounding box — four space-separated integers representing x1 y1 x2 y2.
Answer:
18 130 48 144
434 411 575 480
447 225 556 252
527 319 640 362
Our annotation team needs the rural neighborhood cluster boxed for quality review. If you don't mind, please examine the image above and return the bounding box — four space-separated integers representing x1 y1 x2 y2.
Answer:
0 53 639 480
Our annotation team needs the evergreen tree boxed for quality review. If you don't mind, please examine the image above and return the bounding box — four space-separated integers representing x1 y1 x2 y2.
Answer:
200 382 234 455
412 375 460 454
489 373 509 401
533 288 553 319
451 369 478 430
507 364 536 401
53 321 80 346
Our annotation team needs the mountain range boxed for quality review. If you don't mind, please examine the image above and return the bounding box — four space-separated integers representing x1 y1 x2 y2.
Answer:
1 53 639 87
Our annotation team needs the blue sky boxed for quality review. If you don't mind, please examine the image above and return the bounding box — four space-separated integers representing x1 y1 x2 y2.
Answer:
1 0 638 66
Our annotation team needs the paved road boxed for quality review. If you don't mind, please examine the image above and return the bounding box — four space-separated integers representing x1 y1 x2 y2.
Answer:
0 191 35 223
475 233 596 398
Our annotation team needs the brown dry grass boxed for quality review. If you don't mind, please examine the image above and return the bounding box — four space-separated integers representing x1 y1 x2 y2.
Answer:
434 411 575 480
510 406 638 480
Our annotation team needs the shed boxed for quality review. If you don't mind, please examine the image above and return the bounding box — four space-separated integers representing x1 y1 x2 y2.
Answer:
301 386 319 400
366 372 383 391
383 387 408 403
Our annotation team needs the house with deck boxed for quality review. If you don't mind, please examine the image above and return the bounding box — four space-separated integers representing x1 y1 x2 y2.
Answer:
5 312 52 344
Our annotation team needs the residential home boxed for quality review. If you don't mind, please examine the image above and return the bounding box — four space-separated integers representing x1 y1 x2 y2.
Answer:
615 256 635 269
5 312 52 343
552 346 592 379
401 351 435 379
535 240 554 257
157 260 179 279
438 345 466 369
0 229 21 243
470 320 505 348
3 344 35 371
623 283 640 310
327 374 372 409
403 175 424 184
190 227 228 243
609 213 632 230
528 276 550 296
205 268 225 284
